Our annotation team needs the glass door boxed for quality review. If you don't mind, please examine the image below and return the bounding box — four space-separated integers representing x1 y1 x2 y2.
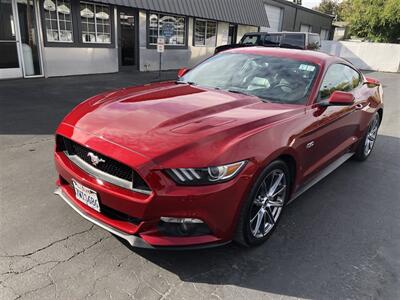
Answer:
0 0 23 79
16 0 43 77
118 8 136 67
228 24 237 44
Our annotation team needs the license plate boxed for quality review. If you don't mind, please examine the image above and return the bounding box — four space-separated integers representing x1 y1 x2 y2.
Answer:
72 179 100 212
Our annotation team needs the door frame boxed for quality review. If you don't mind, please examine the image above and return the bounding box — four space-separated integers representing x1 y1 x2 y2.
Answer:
1 0 45 79
17 0 45 78
0 0 23 79
117 7 139 70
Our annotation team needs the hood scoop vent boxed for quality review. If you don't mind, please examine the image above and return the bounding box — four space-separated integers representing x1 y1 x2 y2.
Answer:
171 117 235 134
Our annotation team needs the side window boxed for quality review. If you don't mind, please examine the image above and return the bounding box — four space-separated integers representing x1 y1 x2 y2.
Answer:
319 64 356 100
343 66 361 88
263 34 281 46
240 35 260 45
280 34 305 49
307 34 320 50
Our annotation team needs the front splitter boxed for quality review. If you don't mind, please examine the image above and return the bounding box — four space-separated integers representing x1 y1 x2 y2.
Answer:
54 187 230 250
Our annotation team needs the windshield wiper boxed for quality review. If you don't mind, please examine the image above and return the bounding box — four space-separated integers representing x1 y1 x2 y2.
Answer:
226 89 252 96
176 80 196 85
226 88 270 103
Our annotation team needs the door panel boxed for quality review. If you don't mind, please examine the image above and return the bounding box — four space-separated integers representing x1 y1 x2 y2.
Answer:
300 105 357 179
299 64 363 181
0 42 19 68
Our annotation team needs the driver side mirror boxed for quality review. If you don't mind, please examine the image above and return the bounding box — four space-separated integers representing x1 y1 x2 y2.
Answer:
319 91 355 107
177 68 190 78
364 77 380 86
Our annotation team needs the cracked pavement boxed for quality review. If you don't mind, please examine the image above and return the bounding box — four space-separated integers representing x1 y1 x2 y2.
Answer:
1 71 399 299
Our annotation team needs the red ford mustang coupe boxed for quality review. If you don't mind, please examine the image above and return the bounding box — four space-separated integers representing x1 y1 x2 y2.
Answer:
54 48 383 249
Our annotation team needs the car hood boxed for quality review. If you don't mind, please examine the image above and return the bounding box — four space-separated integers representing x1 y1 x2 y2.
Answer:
62 82 303 164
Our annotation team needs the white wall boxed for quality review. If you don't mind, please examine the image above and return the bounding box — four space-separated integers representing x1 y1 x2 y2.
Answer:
321 40 400 73
139 11 258 71
43 47 119 77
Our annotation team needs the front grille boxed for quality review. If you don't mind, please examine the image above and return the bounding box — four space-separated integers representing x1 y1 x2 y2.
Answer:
101 205 141 225
57 135 151 192
64 137 132 181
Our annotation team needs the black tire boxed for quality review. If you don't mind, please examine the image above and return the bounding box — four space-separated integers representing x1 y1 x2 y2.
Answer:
353 112 380 161
234 160 291 247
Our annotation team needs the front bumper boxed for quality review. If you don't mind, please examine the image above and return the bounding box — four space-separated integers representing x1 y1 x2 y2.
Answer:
54 186 151 248
54 135 252 249
54 187 230 249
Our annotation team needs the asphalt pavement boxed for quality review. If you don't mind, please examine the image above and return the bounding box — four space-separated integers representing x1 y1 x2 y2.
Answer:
0 70 399 299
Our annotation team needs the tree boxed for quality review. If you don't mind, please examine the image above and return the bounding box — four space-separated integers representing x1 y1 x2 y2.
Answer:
313 0 341 18
341 0 400 43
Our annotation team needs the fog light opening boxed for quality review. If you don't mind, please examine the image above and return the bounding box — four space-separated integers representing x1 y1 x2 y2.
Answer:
158 217 211 237
160 217 204 224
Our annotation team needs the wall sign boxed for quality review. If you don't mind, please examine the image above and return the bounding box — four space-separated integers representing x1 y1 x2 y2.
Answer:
157 37 165 45
157 44 165 53
157 37 165 52
161 23 175 39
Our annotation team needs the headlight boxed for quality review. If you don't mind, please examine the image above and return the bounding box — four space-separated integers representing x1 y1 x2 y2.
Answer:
166 161 247 185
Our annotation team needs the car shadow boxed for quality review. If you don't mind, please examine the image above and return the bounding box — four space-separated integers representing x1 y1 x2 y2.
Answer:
117 135 400 299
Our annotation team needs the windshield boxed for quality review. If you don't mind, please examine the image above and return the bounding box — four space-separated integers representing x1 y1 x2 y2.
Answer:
180 53 319 104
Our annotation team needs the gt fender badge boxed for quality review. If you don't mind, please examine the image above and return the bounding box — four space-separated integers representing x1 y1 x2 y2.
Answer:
306 141 315 149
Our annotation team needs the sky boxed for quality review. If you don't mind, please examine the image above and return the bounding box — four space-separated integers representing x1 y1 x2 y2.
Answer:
301 0 322 9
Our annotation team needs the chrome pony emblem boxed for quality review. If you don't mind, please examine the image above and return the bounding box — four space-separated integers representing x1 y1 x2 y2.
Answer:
87 152 105 166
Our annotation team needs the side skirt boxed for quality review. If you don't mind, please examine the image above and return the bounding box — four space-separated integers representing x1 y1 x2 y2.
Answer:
287 152 354 204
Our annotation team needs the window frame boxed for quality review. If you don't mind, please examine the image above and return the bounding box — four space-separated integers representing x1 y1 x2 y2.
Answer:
40 0 115 48
41 0 75 45
300 23 312 33
146 12 188 49
320 28 330 40
80 1 112 45
316 63 363 102
193 18 218 47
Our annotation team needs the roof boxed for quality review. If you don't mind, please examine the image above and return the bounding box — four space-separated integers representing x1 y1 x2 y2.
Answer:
244 31 321 35
332 21 349 27
267 0 334 19
226 47 339 65
96 0 270 27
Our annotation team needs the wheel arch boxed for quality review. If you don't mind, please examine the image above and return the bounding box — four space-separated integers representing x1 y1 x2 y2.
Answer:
256 149 300 198
278 154 296 183
377 108 383 125
233 152 298 246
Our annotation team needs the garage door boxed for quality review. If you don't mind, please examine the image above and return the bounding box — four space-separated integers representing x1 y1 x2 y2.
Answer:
262 4 283 32
300 24 312 33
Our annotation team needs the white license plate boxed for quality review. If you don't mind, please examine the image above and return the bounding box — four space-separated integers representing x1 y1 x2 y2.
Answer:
72 179 100 212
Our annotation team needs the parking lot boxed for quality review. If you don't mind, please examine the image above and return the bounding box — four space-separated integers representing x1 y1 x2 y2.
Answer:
1 70 399 299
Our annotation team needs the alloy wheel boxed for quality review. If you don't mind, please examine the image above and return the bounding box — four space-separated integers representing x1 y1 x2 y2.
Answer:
364 114 380 156
249 169 287 238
